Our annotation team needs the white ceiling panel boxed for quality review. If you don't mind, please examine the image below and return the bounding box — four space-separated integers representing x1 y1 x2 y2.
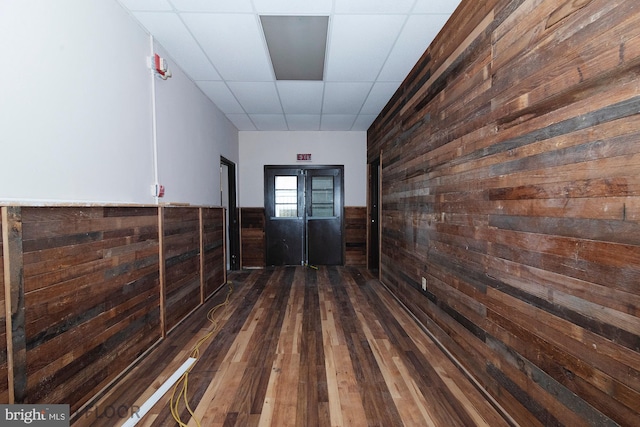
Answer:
360 82 401 115
226 113 257 130
352 114 378 131
413 0 461 14
286 115 321 131
253 0 333 15
277 81 324 114
117 0 462 131
228 82 282 114
321 115 357 131
118 0 172 11
169 0 254 13
182 13 273 81
323 82 372 115
377 14 451 82
132 12 221 81
325 14 407 82
334 0 415 14
250 114 289 130
196 81 244 114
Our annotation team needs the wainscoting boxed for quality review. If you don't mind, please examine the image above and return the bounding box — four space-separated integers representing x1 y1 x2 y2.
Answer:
0 205 226 414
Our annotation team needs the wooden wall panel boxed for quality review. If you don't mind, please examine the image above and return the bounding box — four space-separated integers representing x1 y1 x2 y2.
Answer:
162 207 200 332
240 208 265 268
201 207 225 299
368 0 640 425
345 207 366 267
0 213 8 403
20 207 160 413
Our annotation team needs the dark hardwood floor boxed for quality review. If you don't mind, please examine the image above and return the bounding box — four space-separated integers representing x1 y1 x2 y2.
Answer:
72 266 512 427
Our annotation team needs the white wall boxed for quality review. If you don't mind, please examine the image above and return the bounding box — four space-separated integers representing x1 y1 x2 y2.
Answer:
154 43 238 206
239 131 367 207
0 0 238 206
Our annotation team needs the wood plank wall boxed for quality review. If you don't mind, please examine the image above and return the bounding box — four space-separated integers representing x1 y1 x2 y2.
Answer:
0 205 226 415
162 207 201 332
0 214 7 403
345 207 367 267
240 207 367 268
367 0 640 425
201 208 225 300
240 208 265 268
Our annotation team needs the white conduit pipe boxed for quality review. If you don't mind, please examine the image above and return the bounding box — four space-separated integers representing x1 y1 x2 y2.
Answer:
149 34 159 204
120 357 197 427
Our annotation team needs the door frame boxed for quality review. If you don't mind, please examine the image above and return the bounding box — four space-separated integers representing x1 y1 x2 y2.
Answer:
221 156 240 270
368 157 380 272
264 164 345 266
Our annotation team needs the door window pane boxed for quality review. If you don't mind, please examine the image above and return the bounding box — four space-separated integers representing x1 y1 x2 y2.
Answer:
275 176 298 217
311 176 334 217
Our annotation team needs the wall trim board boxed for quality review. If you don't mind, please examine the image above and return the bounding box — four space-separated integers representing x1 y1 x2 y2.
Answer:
1 207 26 404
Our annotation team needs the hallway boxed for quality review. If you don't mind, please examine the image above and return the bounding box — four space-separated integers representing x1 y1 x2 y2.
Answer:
73 267 511 426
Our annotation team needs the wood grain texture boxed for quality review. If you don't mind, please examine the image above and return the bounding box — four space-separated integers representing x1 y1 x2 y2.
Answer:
0 212 9 403
345 207 366 267
201 207 225 300
1 207 26 404
162 207 200 332
20 207 161 413
0 205 227 413
368 0 640 425
72 267 511 427
240 208 265 268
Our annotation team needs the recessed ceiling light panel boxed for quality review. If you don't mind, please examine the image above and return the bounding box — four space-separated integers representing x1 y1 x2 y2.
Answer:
260 15 328 81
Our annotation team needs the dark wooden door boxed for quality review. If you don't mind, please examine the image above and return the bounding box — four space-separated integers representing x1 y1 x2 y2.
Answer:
265 166 343 266
306 167 343 266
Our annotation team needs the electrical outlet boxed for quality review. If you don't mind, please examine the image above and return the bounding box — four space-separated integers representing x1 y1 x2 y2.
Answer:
421 277 427 291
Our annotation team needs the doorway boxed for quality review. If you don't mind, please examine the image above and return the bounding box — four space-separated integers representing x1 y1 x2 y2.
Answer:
264 165 344 266
221 157 240 270
368 158 380 271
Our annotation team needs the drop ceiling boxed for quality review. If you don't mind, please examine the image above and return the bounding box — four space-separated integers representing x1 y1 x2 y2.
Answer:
117 0 461 131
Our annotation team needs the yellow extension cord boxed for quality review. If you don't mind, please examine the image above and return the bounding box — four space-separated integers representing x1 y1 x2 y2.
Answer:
170 281 234 426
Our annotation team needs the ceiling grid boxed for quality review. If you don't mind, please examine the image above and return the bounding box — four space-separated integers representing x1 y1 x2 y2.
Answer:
118 0 460 131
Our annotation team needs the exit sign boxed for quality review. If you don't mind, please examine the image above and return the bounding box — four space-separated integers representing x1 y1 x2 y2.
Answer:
297 153 312 161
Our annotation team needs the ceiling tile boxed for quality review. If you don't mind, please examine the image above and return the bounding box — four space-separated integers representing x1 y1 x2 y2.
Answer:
250 114 288 130
412 0 461 14
286 115 321 131
325 14 407 82
196 81 244 114
118 0 172 11
228 82 282 114
117 0 460 132
182 13 273 81
334 0 415 14
133 12 221 81
169 0 253 12
378 14 451 81
252 0 332 15
226 113 256 130
323 82 372 114
352 114 378 130
320 115 357 131
360 82 400 115
277 81 324 114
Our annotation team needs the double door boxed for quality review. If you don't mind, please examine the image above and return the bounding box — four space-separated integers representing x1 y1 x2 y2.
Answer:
265 166 343 266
